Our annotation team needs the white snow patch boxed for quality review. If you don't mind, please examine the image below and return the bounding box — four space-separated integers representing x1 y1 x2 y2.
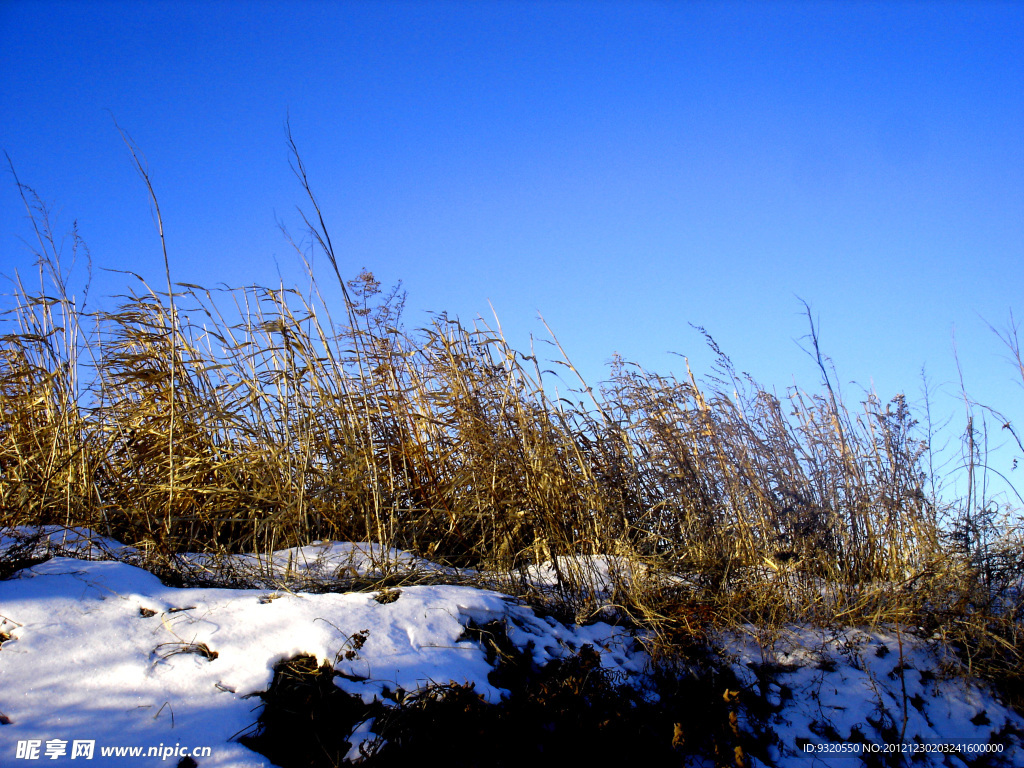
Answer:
2 527 1023 766
721 624 1024 766
0 532 648 766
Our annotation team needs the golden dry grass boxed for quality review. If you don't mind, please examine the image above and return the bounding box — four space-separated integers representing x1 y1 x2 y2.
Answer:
2 154 1021 705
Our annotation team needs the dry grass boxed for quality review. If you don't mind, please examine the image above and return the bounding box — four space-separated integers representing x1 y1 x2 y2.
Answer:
1 151 1022 707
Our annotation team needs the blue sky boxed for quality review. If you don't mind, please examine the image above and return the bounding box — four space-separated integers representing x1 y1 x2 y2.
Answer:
2 1 1023 489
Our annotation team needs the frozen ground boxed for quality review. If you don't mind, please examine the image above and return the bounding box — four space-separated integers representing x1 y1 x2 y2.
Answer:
1 527 1022 766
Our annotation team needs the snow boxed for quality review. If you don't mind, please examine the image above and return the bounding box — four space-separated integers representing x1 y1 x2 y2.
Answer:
0 529 646 766
722 626 1024 765
1 527 1023 766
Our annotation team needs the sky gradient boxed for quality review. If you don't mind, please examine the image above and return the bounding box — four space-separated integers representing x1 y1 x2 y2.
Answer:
2 1 1022 491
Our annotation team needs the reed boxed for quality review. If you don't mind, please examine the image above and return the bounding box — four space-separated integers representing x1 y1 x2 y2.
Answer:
1 153 1021 705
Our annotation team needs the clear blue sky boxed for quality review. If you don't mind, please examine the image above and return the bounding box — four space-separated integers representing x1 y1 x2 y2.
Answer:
2 1 1022 486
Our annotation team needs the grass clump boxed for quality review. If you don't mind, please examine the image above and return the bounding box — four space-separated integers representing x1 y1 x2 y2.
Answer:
1 145 1022 712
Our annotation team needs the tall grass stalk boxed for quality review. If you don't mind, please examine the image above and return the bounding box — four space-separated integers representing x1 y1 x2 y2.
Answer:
1 156 1021 703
